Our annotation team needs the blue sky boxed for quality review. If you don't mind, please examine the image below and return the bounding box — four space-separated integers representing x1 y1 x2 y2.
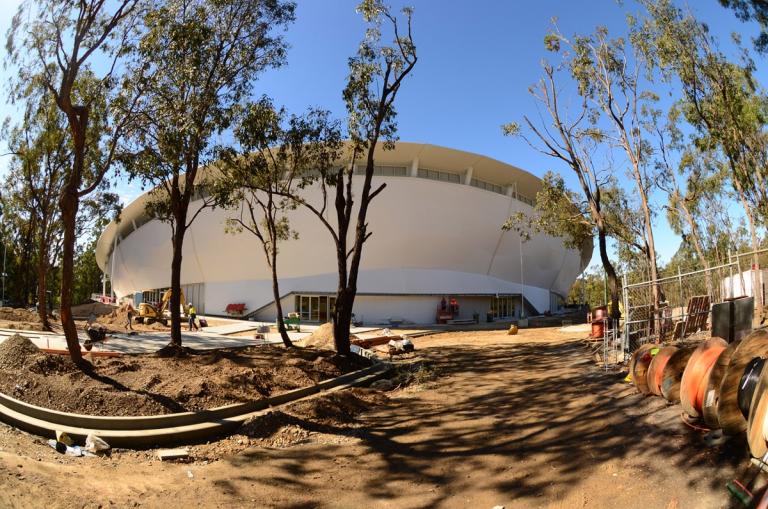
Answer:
0 0 763 268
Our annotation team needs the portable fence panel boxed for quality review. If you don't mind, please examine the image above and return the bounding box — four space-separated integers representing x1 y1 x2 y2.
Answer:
622 262 738 357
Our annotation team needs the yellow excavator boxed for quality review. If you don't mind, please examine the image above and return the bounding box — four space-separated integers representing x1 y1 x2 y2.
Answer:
135 289 188 326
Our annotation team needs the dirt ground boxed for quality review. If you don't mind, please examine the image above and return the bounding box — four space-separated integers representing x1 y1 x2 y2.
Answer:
0 335 368 416
0 326 756 508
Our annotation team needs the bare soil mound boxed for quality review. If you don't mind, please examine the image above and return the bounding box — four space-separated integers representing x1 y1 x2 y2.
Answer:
303 322 359 349
96 303 168 332
303 322 335 348
0 345 370 416
236 388 388 448
0 334 40 370
0 307 45 331
0 307 40 323
70 302 115 318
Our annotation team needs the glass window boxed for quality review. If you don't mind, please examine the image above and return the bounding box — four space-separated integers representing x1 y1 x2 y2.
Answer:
319 296 328 322
310 296 320 321
300 296 310 320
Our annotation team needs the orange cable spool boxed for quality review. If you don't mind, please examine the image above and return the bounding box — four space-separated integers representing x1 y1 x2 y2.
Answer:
631 344 659 395
680 337 727 418
702 339 739 429
646 345 678 397
660 345 697 403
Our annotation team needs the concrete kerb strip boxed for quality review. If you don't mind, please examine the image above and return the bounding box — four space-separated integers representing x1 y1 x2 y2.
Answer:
0 360 391 449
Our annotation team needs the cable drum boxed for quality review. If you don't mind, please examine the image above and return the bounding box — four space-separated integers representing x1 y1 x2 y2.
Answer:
646 346 678 397
680 337 727 418
629 343 658 394
747 361 768 458
718 329 768 435
738 357 765 419
660 345 697 403
702 340 739 429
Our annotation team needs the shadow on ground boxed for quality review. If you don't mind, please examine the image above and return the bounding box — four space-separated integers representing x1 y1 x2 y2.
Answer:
217 339 750 507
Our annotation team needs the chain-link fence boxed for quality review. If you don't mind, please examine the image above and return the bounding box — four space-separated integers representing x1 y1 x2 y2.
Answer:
621 261 739 356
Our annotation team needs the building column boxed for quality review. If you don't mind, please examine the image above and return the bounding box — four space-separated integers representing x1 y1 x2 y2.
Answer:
506 182 517 198
410 157 419 177
464 166 474 185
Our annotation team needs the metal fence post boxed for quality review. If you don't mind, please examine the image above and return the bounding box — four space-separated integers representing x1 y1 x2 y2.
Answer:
622 273 629 360
678 266 684 322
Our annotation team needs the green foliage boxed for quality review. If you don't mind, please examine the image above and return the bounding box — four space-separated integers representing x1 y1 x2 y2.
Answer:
720 0 768 52
212 97 342 264
121 0 297 224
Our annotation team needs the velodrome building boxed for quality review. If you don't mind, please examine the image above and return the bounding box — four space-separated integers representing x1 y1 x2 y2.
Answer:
95 142 592 325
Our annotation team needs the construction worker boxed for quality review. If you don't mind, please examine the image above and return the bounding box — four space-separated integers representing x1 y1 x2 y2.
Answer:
188 303 198 331
125 302 135 331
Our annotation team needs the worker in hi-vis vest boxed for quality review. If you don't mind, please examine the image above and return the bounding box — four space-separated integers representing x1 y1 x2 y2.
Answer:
188 303 198 331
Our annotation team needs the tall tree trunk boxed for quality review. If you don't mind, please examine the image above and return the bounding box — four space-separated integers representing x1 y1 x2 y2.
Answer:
36 233 50 330
270 247 292 348
59 186 83 364
169 223 185 347
332 289 353 356
597 221 620 323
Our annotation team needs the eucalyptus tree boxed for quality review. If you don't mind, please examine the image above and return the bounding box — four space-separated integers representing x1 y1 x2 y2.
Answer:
639 0 768 310
119 0 296 351
3 95 69 328
213 100 342 348
502 66 624 321
288 0 416 354
539 22 665 310
6 0 144 364
720 0 768 52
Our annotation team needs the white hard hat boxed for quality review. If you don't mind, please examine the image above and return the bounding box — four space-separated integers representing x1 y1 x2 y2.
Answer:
188 302 192 305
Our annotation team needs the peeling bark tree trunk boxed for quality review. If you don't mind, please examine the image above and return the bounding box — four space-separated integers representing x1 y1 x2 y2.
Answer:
596 219 621 323
169 220 185 347
270 244 292 348
36 231 50 330
59 183 82 364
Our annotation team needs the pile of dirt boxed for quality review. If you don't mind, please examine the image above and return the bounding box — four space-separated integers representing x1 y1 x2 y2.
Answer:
0 334 40 370
0 345 370 416
302 323 335 348
0 307 40 324
0 307 45 331
70 302 115 318
235 388 388 449
97 303 167 332
303 322 359 349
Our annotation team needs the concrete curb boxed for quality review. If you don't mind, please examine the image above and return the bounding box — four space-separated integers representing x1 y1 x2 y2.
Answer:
0 361 391 448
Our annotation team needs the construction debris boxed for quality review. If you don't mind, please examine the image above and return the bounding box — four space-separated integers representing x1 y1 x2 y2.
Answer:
157 448 190 461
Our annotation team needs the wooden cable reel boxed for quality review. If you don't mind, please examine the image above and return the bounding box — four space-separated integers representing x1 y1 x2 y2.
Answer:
718 329 768 435
646 345 678 397
702 340 740 429
747 361 768 457
629 343 655 390
680 337 727 418
631 344 659 395
660 345 697 403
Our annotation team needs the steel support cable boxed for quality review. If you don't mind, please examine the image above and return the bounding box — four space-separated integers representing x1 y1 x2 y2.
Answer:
680 337 727 418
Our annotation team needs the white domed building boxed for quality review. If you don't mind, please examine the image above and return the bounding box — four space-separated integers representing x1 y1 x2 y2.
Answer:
96 142 592 325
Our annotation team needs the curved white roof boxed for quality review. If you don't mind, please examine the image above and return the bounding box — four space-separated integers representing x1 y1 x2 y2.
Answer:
96 141 545 271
